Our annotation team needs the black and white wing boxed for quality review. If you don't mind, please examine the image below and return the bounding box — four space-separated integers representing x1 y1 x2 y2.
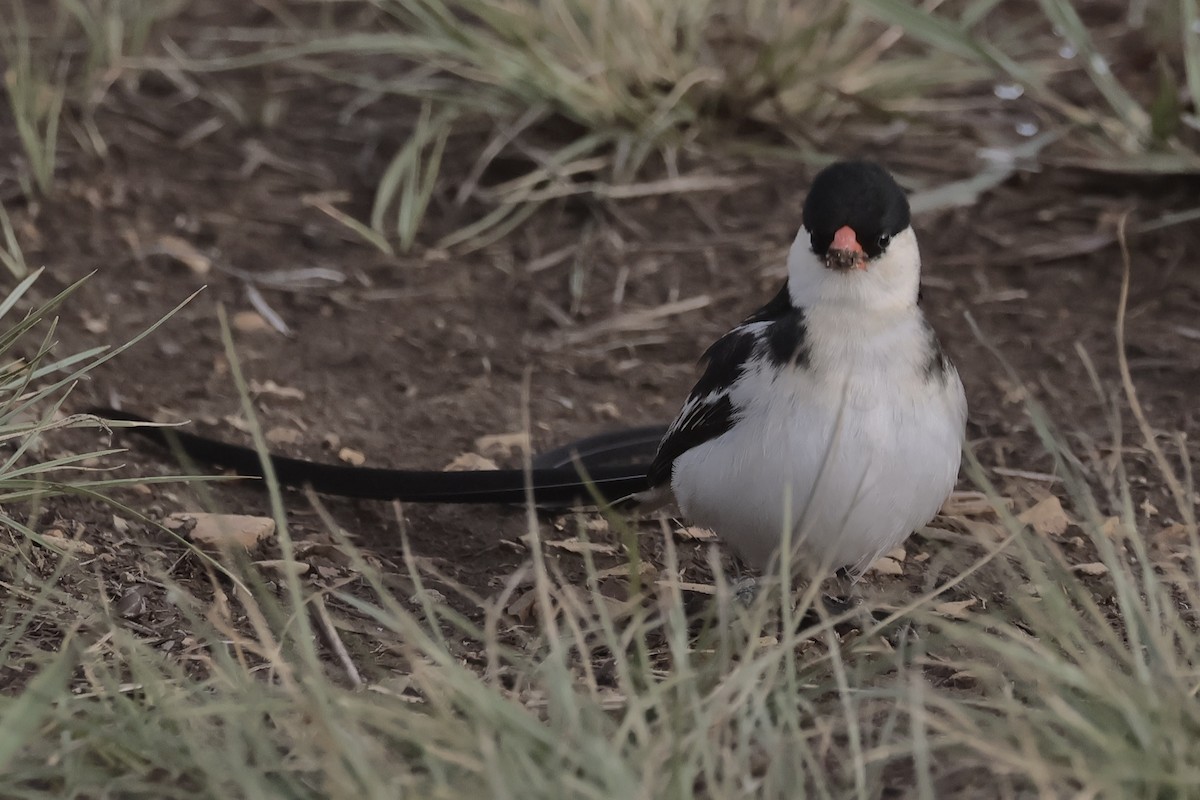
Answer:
647 330 753 487
648 283 805 488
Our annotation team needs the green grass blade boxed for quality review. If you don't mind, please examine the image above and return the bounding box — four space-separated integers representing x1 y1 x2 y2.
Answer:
1033 0 1148 138
0 644 76 771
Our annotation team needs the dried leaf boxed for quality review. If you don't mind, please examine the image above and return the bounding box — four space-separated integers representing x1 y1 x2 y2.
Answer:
939 490 1000 516
412 588 446 605
675 526 717 541
254 559 311 576
266 426 302 445
40 530 95 555
584 517 609 533
170 512 275 550
591 402 620 419
596 561 656 579
1159 523 1195 540
474 431 530 457
81 312 108 334
935 598 977 619
250 380 306 401
654 580 716 595
154 234 211 275
295 539 353 567
996 377 1028 405
232 311 270 333
963 519 1010 542
443 452 498 471
506 589 539 623
1018 496 1071 536
867 556 904 575
545 539 616 555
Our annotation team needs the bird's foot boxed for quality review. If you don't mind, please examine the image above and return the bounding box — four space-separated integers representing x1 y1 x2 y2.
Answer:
731 576 761 607
818 592 861 617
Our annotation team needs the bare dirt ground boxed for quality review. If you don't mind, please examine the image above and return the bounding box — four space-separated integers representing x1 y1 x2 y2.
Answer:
3 7 1199 685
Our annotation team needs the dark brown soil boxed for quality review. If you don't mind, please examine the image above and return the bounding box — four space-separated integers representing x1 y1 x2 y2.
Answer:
3 4 1199 682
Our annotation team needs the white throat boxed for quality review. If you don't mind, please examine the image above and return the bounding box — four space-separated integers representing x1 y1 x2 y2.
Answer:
785 226 922 311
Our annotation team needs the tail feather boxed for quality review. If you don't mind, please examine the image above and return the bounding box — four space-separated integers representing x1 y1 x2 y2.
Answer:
87 408 656 507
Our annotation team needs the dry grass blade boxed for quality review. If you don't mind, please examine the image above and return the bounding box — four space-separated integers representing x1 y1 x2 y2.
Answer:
543 294 711 349
302 191 395 255
1114 214 1195 528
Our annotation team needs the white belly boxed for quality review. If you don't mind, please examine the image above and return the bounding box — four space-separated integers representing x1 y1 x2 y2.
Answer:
671 333 966 573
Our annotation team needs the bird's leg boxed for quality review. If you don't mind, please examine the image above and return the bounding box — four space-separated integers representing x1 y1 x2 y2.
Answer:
821 566 862 614
731 575 761 606
730 563 854 614
724 563 862 626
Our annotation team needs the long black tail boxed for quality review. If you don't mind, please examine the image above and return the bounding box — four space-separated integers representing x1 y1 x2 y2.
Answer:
88 408 666 507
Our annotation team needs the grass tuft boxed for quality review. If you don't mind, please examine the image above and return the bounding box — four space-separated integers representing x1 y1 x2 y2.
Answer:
858 0 1200 170
0 0 188 196
170 0 971 250
3 318 1198 794
1 4 66 197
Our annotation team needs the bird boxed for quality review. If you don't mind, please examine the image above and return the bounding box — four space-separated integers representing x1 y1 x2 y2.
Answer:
646 160 967 576
89 160 964 580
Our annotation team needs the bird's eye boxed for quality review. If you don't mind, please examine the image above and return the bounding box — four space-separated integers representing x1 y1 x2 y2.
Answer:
877 234 892 249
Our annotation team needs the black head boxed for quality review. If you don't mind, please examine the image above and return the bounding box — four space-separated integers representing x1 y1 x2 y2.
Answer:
802 161 911 264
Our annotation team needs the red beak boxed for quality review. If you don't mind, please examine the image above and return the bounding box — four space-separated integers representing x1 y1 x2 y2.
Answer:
825 225 866 271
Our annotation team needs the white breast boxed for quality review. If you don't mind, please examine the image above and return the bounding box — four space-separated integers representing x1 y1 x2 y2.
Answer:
670 307 966 574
